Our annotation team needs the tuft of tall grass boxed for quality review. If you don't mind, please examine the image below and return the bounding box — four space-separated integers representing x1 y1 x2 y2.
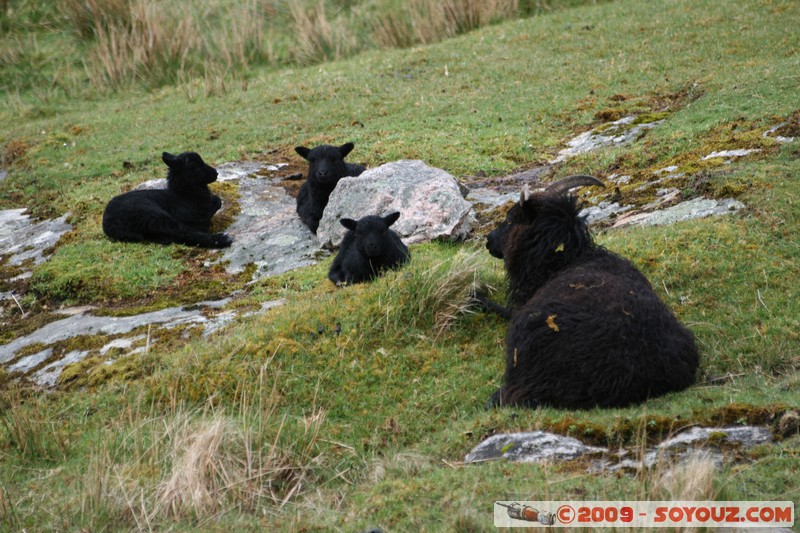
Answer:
78 377 326 525
288 0 357 65
371 0 519 48
85 0 201 90
82 0 272 91
0 481 18 530
0 390 69 461
379 247 498 336
60 0 131 39
653 451 718 501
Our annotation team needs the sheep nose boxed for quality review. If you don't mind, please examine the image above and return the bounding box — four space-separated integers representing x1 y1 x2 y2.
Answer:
318 169 329 177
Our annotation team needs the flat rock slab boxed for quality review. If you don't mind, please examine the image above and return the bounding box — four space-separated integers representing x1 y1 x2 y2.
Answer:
0 299 231 366
581 201 633 225
317 160 475 248
657 425 773 450
464 431 606 464
595 425 773 472
550 115 663 164
218 177 324 279
0 209 72 267
612 197 744 228
467 426 774 471
1 298 284 387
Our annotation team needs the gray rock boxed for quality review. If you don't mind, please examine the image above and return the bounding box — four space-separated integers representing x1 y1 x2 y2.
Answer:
612 197 744 228
317 160 475 248
34 350 90 387
657 426 773 450
608 173 632 184
0 169 7 181
465 188 518 209
763 122 795 144
464 431 606 464
581 201 632 224
8 348 53 374
593 426 773 473
99 336 146 355
1 297 285 387
217 177 324 279
0 209 72 267
702 149 761 161
655 165 679 174
0 299 230 364
640 188 682 211
551 115 664 164
216 161 287 181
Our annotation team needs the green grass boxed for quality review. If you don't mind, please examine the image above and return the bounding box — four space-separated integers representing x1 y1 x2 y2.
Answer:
2 0 800 530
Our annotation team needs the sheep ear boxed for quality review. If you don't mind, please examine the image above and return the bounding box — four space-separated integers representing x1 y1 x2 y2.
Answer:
519 184 531 206
383 211 401 227
340 218 358 231
295 146 311 159
339 142 355 157
162 152 178 168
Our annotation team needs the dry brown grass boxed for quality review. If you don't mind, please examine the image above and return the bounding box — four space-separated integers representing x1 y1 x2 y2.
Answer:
57 0 525 91
157 416 294 518
86 0 200 90
82 0 270 91
60 0 131 39
289 0 357 65
653 451 718 501
372 0 519 48
76 374 327 526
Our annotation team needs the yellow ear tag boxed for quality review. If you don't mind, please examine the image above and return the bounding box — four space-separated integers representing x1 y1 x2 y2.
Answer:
555 243 565 252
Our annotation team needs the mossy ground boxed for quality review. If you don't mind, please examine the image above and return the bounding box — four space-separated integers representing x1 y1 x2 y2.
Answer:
1 0 800 531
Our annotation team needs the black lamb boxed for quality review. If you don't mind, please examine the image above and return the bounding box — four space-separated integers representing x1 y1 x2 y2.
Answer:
295 142 365 233
328 212 409 284
481 175 699 409
102 151 232 248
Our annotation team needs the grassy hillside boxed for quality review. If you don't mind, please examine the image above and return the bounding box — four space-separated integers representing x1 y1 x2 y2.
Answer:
2 0 800 531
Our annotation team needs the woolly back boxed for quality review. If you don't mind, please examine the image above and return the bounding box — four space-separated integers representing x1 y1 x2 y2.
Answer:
504 194 594 308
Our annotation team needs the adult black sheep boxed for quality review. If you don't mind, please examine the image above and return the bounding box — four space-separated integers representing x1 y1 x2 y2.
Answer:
481 175 699 409
295 142 365 234
102 152 232 248
328 212 409 284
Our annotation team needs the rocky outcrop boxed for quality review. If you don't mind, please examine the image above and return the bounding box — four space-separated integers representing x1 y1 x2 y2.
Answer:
317 160 474 249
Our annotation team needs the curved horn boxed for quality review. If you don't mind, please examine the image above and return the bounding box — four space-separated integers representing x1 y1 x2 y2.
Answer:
519 183 531 205
544 175 605 196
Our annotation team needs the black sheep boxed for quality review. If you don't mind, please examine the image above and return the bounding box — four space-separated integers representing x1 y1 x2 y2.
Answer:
295 142 365 233
102 152 232 248
482 175 699 409
328 212 409 284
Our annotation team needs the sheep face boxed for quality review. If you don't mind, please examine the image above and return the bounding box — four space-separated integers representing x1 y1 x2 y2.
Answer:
486 176 604 260
485 201 532 259
340 212 401 258
162 151 218 186
295 143 355 186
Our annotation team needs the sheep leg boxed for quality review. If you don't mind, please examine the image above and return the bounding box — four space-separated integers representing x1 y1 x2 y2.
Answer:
471 290 512 320
146 216 232 248
484 387 504 409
